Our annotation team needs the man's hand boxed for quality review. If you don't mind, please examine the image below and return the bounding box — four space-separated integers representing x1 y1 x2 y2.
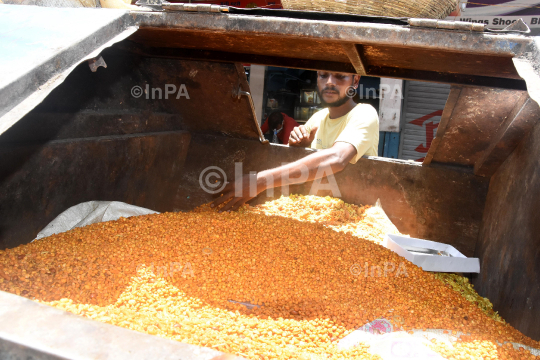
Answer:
211 173 267 212
289 125 318 147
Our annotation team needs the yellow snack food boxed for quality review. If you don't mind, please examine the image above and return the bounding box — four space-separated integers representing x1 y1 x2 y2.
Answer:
0 195 537 360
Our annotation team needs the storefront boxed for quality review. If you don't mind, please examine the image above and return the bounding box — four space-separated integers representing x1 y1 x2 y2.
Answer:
398 81 451 161
247 67 383 137
189 0 536 162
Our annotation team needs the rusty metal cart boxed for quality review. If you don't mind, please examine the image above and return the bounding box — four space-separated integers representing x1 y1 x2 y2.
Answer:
0 3 539 358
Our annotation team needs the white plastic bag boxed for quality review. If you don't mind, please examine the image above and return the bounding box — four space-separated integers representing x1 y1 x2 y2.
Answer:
34 201 158 241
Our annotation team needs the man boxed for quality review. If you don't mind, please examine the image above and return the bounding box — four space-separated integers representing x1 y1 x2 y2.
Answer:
212 71 379 211
260 111 299 144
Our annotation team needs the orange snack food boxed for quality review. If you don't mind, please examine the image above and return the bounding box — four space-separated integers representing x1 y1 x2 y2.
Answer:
0 195 537 360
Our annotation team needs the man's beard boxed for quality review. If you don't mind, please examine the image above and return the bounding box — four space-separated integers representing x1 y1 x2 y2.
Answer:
317 87 351 108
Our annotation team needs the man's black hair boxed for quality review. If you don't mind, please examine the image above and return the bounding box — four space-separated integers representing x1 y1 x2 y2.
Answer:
267 111 284 132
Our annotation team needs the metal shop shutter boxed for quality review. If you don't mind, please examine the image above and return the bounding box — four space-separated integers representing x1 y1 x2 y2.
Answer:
398 81 450 161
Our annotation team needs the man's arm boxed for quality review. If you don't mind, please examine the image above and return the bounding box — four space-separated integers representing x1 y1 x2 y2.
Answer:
211 142 356 211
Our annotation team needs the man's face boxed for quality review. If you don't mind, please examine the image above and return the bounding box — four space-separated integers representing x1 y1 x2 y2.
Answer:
317 71 358 107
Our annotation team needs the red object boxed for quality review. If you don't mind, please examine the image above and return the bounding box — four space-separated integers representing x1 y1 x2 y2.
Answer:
260 113 299 144
409 109 443 161
415 121 439 154
409 109 443 127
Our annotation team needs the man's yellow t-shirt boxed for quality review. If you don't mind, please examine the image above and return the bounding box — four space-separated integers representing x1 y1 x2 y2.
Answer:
303 103 379 164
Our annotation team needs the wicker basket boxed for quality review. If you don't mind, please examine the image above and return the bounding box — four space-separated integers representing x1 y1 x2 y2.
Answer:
281 0 457 19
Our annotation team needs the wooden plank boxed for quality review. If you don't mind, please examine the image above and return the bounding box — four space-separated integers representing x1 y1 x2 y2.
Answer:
474 94 540 177
363 44 521 80
367 66 527 91
340 44 367 75
423 86 462 165
122 42 355 74
130 28 352 64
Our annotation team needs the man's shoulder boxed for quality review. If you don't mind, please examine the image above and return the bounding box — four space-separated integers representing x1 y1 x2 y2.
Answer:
307 108 329 124
348 103 378 123
350 103 377 116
